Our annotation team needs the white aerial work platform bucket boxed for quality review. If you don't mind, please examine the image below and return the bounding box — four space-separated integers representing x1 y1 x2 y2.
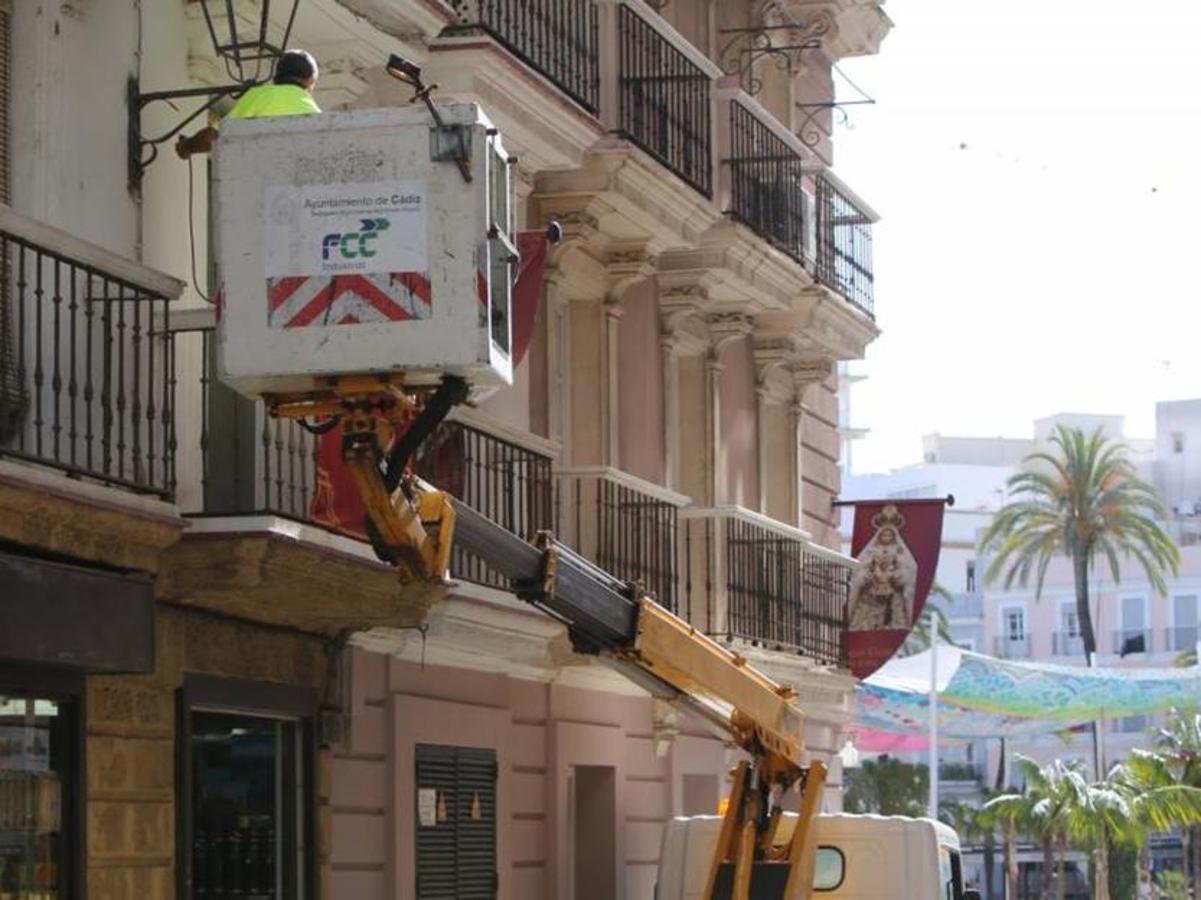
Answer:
213 103 515 400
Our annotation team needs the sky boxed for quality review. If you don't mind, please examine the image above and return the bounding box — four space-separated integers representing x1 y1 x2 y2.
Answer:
831 0 1201 474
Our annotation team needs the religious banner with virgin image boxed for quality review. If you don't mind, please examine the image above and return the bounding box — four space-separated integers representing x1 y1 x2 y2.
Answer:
844 498 949 679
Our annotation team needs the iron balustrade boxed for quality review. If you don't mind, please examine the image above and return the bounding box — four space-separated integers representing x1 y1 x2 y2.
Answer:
993 635 1032 659
415 418 554 590
561 471 680 612
815 173 875 318
196 329 318 521
1112 628 1152 655
194 336 554 590
727 100 807 264
617 4 712 197
1051 631 1084 657
1166 625 1199 654
0 226 176 498
722 517 850 666
448 0 600 113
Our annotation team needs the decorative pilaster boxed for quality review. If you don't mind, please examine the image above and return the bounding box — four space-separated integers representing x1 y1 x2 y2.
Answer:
602 244 656 467
706 313 755 507
791 356 834 526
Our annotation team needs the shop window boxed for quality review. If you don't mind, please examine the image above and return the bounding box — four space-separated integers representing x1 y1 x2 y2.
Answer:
415 744 497 899
176 676 315 900
0 669 80 900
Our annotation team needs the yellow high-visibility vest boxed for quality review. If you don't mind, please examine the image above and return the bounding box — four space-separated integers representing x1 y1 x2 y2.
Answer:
224 82 320 122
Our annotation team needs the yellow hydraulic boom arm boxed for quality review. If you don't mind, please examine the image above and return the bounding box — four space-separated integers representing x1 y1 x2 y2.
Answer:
268 382 829 899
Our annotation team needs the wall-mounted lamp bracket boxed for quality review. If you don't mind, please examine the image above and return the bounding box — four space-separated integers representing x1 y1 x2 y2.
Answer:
127 78 254 190
718 16 831 96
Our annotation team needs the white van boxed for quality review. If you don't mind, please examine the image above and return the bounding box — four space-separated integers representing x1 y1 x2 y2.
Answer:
656 812 977 900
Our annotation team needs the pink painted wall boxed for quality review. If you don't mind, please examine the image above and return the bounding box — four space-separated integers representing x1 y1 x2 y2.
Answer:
802 377 841 549
719 337 759 509
330 647 735 900
618 282 666 485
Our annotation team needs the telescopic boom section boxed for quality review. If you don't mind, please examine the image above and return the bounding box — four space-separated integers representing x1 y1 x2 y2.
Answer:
271 385 828 898
453 500 830 900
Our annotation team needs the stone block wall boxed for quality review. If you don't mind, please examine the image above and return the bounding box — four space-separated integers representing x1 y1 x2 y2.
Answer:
84 606 334 899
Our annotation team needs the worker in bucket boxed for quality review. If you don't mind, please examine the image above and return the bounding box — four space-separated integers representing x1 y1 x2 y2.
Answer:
175 49 321 158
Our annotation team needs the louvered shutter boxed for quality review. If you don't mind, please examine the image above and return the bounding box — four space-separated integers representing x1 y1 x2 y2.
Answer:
415 744 498 899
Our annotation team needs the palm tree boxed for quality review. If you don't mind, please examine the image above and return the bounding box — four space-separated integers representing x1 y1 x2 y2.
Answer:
982 755 1074 899
1110 748 1201 893
980 424 1179 666
900 588 954 656
1154 710 1201 895
843 754 929 817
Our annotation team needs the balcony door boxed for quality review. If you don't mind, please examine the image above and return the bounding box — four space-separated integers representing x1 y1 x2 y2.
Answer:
1120 596 1147 655
1000 606 1026 656
1173 594 1199 652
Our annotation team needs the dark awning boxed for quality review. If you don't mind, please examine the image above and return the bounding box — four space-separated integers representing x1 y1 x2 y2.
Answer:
0 550 154 673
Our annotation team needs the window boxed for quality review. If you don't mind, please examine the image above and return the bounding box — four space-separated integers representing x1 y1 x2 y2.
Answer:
484 134 515 357
965 561 976 593
1060 605 1080 638
1173 432 1185 454
0 668 80 900
1173 595 1199 652
814 846 845 891
177 676 315 900
1003 608 1025 640
415 744 497 899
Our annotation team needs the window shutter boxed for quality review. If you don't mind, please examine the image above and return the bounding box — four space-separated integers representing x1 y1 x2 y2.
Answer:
415 744 498 899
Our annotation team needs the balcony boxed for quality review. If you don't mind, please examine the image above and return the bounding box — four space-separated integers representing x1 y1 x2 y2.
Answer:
446 0 600 113
1051 631 1084 657
724 94 808 265
1166 625 1199 654
614 1 714 196
815 172 876 318
181 323 556 591
0 206 180 498
681 507 852 667
1112 628 1152 656
994 635 1031 659
558 467 687 613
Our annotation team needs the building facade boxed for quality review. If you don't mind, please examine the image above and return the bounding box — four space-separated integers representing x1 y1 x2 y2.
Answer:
0 0 886 897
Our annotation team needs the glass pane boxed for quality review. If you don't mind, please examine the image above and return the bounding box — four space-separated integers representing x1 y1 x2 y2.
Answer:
487 238 512 355
191 711 301 900
0 696 64 899
1122 597 1145 629
813 846 844 891
1175 595 1198 627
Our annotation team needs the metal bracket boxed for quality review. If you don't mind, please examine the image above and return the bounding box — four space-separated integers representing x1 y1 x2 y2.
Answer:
717 10 832 97
127 76 254 191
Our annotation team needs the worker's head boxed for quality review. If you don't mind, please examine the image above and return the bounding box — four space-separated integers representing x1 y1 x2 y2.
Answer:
274 49 319 90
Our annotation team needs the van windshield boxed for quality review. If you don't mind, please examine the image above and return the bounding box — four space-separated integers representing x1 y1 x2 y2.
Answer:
938 846 964 900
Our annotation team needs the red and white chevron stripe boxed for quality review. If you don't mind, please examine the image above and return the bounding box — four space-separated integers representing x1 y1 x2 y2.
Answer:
267 272 432 329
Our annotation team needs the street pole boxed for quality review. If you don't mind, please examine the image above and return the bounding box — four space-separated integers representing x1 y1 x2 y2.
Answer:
929 630 939 820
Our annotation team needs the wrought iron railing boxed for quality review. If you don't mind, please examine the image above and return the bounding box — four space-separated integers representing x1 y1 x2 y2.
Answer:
0 209 180 498
448 0 600 113
1166 625 1198 654
719 514 850 666
1051 631 1085 656
194 328 318 520
727 99 807 264
617 3 712 196
415 416 555 589
993 635 1031 659
1112 628 1152 655
191 338 555 588
560 469 682 612
815 172 875 318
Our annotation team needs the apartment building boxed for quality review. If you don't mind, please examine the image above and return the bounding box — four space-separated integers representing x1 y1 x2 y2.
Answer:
841 403 1201 887
0 0 886 896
